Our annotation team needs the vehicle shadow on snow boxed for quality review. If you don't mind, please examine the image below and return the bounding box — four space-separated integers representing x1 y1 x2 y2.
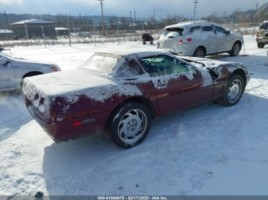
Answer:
0 92 32 142
41 92 267 195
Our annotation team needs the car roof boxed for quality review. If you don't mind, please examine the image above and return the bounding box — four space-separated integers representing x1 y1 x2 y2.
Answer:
164 20 221 30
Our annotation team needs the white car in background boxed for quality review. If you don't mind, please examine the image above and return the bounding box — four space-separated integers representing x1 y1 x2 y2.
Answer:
158 21 243 57
0 52 60 92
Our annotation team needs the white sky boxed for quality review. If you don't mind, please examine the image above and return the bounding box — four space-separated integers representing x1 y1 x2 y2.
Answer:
0 0 267 18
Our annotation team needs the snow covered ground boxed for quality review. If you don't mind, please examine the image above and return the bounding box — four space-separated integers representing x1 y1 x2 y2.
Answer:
0 36 268 196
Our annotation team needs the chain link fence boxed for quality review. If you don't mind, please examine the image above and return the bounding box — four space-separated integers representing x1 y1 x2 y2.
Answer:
0 18 265 48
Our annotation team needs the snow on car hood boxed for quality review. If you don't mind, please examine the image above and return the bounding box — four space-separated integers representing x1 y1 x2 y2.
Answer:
23 68 142 105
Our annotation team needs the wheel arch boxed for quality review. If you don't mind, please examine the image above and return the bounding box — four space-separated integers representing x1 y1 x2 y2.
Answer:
193 46 207 56
105 96 157 129
230 69 247 84
22 71 43 79
21 71 43 87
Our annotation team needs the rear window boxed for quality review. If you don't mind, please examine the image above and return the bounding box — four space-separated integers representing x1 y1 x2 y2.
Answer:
82 55 118 74
164 28 184 36
259 22 268 30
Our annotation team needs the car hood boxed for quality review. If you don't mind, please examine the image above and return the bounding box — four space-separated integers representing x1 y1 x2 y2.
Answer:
179 56 231 68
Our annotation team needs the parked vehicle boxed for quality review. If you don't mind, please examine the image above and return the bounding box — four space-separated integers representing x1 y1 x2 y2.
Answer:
0 52 60 92
23 50 250 148
158 21 243 57
256 20 268 48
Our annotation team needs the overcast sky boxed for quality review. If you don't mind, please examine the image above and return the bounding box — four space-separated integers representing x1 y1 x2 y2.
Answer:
0 0 267 18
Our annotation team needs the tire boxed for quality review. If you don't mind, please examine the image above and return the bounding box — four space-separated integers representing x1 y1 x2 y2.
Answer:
109 102 151 148
229 42 241 56
217 75 245 106
257 43 265 48
193 47 206 57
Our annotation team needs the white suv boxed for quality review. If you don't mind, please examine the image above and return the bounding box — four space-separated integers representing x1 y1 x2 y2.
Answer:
158 21 243 57
256 20 268 48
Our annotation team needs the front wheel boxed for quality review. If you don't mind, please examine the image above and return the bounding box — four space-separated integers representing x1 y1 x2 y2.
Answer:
229 42 241 56
109 102 151 148
217 75 245 106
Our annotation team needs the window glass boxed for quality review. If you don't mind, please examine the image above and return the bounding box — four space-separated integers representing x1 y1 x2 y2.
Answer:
116 59 143 77
165 27 184 36
260 22 268 30
82 55 117 74
189 26 201 33
214 26 227 34
202 26 213 32
140 55 189 77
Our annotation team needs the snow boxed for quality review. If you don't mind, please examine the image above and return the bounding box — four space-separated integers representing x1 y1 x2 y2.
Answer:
0 35 268 196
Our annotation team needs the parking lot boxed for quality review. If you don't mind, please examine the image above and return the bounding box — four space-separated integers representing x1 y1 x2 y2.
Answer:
0 35 268 196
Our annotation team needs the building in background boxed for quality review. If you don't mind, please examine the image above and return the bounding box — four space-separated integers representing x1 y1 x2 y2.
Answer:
10 19 56 39
0 29 15 40
55 27 69 36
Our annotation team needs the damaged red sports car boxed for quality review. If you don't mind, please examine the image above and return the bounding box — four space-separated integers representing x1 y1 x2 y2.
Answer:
23 50 250 148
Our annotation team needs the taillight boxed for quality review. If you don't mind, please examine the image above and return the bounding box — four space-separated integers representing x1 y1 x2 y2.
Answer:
178 38 192 45
178 39 183 45
73 121 82 127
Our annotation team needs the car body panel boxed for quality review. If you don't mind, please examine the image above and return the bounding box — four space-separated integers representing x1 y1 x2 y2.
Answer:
23 50 250 143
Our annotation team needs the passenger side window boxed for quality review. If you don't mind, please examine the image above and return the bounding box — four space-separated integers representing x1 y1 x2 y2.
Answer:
202 26 213 32
189 26 201 33
140 55 189 77
214 26 227 34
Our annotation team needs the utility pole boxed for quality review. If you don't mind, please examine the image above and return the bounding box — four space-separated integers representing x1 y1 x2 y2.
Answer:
130 10 132 32
253 2 259 36
193 0 199 21
3 9 9 40
99 0 105 35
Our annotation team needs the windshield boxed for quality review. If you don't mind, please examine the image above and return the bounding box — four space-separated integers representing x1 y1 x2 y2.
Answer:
81 55 118 74
164 27 184 36
259 22 268 30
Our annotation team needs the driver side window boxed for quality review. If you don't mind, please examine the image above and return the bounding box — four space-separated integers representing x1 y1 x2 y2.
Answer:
140 55 190 77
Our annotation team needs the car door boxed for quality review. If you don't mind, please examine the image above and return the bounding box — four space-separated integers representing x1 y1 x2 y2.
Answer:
214 25 232 52
0 56 16 91
200 26 219 54
139 54 214 116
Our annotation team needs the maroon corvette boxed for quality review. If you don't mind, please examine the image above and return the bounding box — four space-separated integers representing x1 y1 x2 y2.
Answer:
23 50 250 148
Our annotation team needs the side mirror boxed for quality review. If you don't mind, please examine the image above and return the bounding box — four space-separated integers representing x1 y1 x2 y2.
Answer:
225 30 230 35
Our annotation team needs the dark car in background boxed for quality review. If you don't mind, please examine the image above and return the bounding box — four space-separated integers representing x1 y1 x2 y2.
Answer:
256 20 268 48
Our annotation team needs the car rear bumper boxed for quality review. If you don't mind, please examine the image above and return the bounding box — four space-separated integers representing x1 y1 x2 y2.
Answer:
27 104 109 142
256 37 268 44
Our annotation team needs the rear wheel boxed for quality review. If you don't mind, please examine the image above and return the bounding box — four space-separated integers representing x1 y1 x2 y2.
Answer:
109 102 151 148
217 75 245 106
229 42 241 56
257 43 265 48
193 47 206 57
